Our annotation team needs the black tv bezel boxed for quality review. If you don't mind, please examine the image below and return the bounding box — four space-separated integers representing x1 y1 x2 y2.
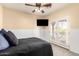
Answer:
37 19 48 26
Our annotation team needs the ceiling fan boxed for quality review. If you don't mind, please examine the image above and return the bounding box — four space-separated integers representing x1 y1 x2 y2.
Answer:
25 3 52 13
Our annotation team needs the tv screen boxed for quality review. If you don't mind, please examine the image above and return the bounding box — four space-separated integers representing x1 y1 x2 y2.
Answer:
37 19 48 26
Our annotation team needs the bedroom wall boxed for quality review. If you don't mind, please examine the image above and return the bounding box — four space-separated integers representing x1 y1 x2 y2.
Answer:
0 5 3 28
48 4 79 54
3 7 39 29
2 7 49 41
1 7 39 38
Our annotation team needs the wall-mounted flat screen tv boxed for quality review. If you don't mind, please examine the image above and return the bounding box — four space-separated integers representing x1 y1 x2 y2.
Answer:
37 19 48 26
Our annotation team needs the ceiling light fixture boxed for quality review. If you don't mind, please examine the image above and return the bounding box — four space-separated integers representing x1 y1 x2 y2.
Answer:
32 8 45 13
25 3 52 13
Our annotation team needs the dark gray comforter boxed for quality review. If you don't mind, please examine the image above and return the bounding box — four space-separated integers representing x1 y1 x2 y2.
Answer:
0 37 53 56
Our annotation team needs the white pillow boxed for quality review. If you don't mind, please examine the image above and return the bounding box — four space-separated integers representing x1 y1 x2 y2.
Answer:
0 34 9 50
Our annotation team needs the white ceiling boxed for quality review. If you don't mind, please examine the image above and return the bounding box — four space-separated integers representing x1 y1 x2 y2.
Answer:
0 3 68 16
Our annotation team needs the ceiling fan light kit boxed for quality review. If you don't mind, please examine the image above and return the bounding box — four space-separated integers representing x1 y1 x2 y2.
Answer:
25 3 52 13
32 8 45 13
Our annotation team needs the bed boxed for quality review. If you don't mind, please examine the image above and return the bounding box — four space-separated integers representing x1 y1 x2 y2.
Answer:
0 37 53 56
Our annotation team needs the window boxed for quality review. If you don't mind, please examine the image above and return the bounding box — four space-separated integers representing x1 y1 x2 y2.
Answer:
53 19 68 42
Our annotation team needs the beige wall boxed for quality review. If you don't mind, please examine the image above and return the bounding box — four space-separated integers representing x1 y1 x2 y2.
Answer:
3 7 39 29
48 4 79 28
0 5 3 28
1 4 79 29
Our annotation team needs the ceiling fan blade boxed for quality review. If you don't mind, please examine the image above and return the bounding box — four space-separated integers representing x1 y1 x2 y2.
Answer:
36 3 41 7
25 3 36 7
42 3 52 7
